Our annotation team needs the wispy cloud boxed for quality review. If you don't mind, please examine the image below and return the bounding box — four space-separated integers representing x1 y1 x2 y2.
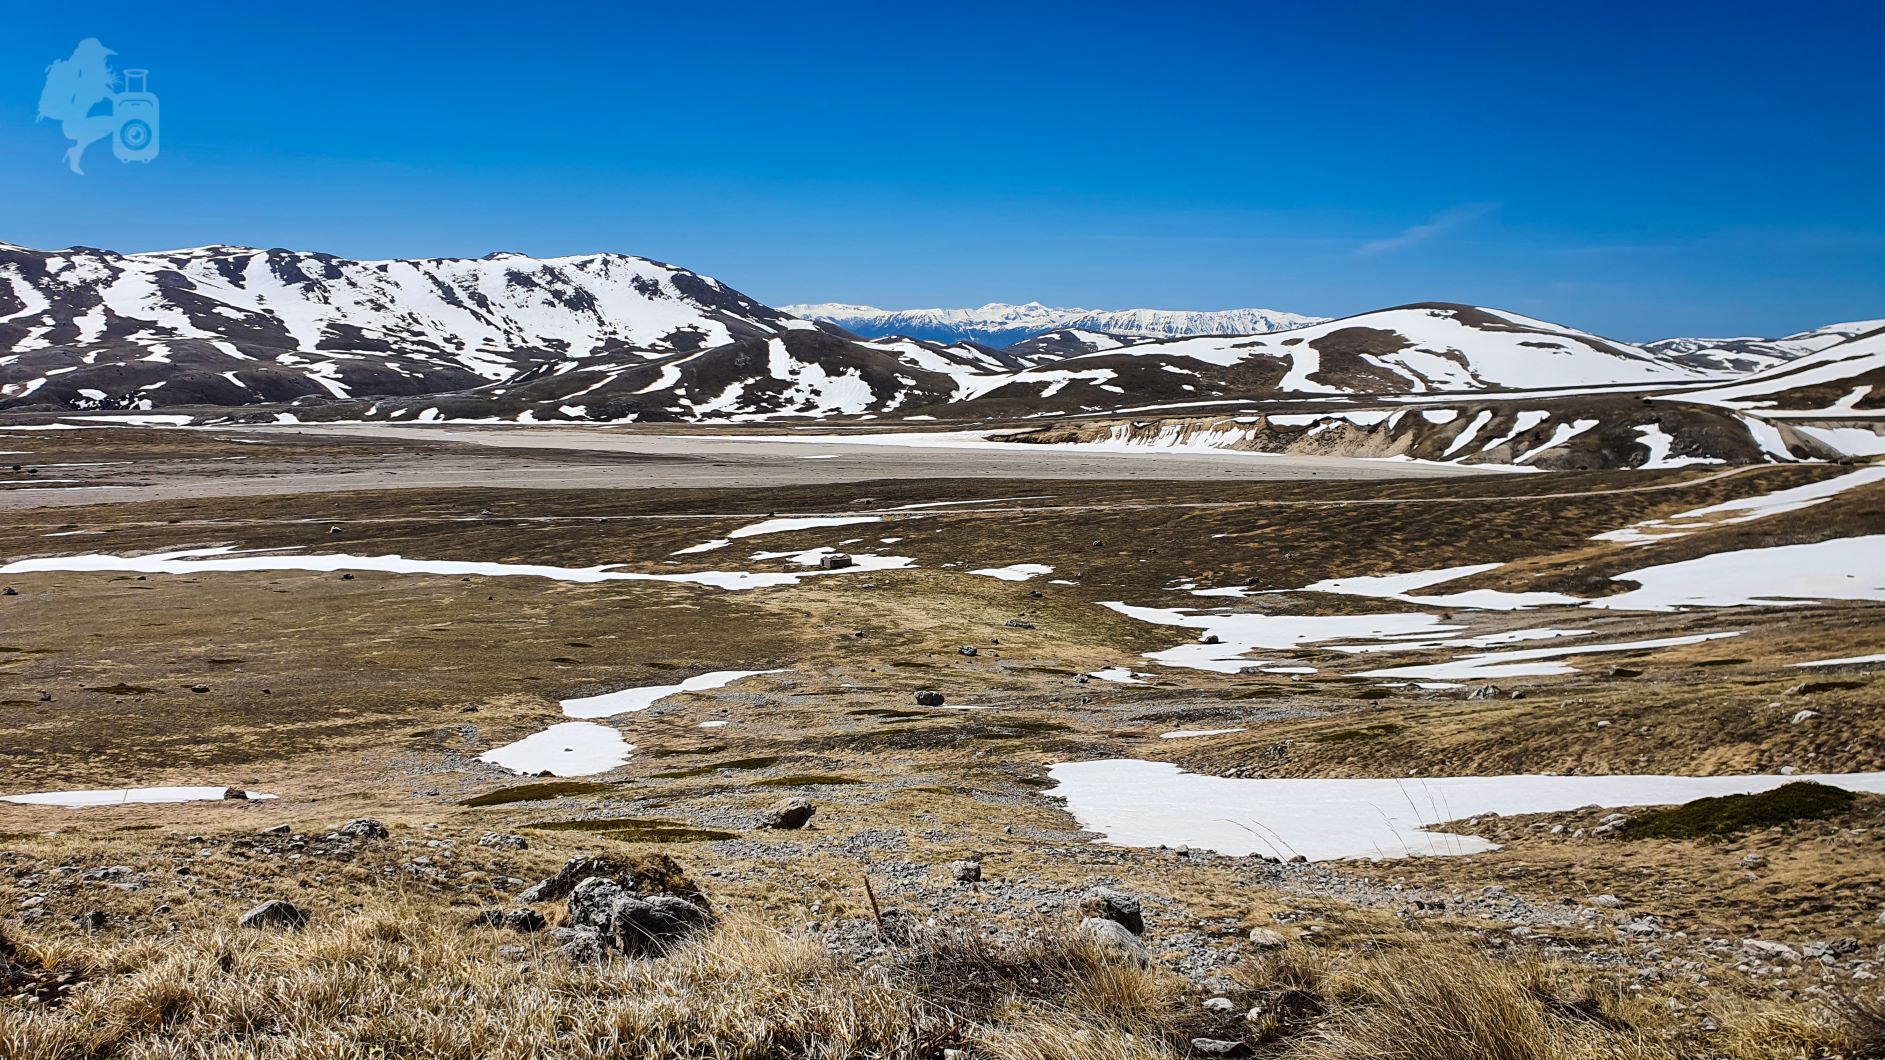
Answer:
1357 202 1500 257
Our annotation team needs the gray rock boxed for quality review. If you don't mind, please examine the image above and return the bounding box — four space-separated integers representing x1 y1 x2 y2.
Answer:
565 876 710 958
338 818 388 840
760 797 816 830
1077 887 1145 935
478 832 528 850
261 823 292 836
914 690 945 707
1077 917 1147 962
958 646 978 657
505 908 546 933
818 552 854 570
239 900 309 931
1246 927 1287 949
553 926 608 964
950 859 982 883
1191 1039 1248 1057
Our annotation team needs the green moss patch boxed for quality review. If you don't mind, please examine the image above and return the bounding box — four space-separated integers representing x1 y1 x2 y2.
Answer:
523 817 737 843
460 780 616 807
650 755 781 780
1622 782 1856 841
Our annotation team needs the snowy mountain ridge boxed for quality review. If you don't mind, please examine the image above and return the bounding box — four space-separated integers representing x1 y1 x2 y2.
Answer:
782 301 1325 348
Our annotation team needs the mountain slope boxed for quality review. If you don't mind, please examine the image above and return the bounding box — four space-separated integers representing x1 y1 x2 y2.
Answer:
936 303 1714 414
0 243 800 410
782 301 1323 348
1644 319 1885 374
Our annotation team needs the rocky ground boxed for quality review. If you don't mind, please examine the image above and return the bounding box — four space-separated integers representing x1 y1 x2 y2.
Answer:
2 425 1883 1057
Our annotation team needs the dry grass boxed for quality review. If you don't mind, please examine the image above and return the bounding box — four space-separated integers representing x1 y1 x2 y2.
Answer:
0 901 1187 1060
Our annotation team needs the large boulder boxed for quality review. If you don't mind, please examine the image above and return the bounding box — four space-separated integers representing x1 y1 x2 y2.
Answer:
1077 887 1145 935
1077 917 1147 962
566 876 712 958
519 853 709 910
759 797 816 830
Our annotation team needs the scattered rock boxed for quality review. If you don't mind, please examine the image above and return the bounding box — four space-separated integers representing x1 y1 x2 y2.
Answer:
1077 887 1145 935
1203 996 1236 1013
1076 917 1147 962
1190 1039 1249 1058
760 797 816 830
1790 709 1819 724
1003 619 1034 629
950 859 982 883
261 823 292 836
478 832 528 850
338 819 389 840
958 646 978 657
239 900 309 931
914 690 945 707
1468 684 1505 700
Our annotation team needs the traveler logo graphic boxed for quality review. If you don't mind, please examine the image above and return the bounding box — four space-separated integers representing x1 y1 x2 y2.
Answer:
37 39 160 175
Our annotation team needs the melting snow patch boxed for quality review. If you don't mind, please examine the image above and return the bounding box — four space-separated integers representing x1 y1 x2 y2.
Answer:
1595 467 1885 545
1356 632 1742 681
1159 728 1246 740
1087 667 1149 684
968 563 1055 581
1298 564 1578 611
561 670 786 719
1791 653 1885 668
1591 536 1885 610
480 722 631 777
1101 601 1456 673
1047 759 1885 861
0 546 915 592
3 787 277 808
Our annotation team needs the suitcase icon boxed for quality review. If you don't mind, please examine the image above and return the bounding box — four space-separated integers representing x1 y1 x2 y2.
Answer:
112 69 159 163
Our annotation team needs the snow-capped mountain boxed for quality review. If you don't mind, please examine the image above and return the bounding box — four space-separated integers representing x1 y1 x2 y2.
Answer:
1644 319 1885 374
782 301 1324 348
941 303 1713 414
1667 323 1885 415
0 243 800 410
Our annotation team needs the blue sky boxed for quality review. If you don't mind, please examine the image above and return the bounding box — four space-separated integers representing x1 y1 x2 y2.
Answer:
1 1 1879 340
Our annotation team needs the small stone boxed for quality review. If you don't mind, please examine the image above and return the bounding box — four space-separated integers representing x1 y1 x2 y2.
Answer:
914 690 945 707
221 787 249 801
1590 894 1624 909
1790 710 1819 724
950 859 982 883
760 797 816 830
239 900 309 931
261 823 292 836
1189 1038 1248 1057
190 685 210 694
478 832 528 850
1246 927 1287 949
1202 996 1236 1013
958 646 978 657
503 908 547 934
338 818 389 840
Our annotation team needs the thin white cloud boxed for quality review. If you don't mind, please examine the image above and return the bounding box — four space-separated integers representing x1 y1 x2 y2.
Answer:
1358 202 1500 257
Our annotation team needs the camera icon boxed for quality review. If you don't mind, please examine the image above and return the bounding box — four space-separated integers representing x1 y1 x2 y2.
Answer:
112 69 159 163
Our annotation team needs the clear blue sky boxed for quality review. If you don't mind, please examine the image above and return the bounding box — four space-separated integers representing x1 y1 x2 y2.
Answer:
2 1 1879 340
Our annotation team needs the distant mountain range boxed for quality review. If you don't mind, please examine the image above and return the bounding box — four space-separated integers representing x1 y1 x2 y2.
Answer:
1 242 1879 466
782 301 1324 348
